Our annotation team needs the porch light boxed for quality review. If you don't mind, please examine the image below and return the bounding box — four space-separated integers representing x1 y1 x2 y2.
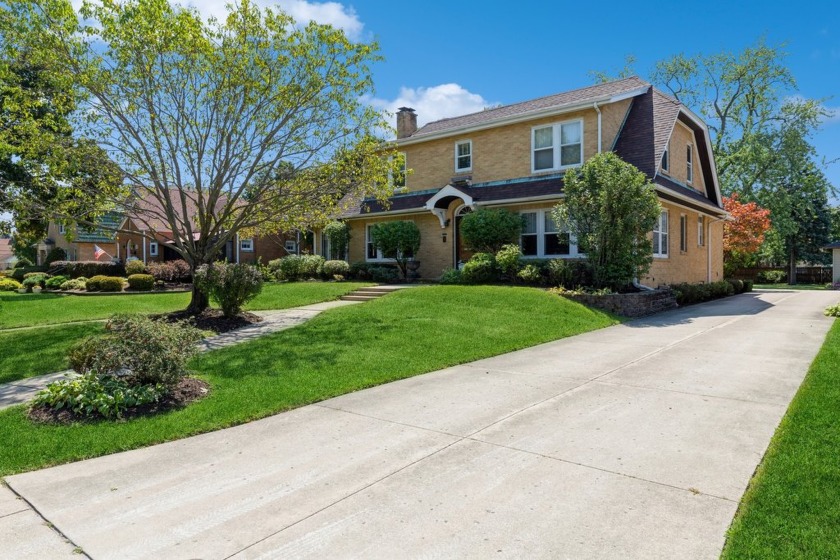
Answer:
441 232 447 243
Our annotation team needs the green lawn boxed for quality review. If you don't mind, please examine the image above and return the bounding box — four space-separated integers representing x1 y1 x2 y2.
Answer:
0 286 618 476
721 319 840 559
753 283 828 291
0 282 371 329
0 323 106 384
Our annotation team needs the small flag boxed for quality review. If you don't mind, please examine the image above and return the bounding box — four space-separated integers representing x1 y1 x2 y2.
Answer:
93 244 106 260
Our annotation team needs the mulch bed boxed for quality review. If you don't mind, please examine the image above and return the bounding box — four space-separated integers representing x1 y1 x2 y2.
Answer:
28 377 211 425
152 308 263 333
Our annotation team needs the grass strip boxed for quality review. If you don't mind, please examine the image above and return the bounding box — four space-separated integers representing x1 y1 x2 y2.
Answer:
0 323 106 384
0 286 617 476
721 319 840 559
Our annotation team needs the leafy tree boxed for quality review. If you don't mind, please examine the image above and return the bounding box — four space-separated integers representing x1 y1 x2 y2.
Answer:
722 194 771 275
589 55 638 84
323 220 351 260
553 152 660 290
459 208 523 253
370 221 420 280
7 0 398 312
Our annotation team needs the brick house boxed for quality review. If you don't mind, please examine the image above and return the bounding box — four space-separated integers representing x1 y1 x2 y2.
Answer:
41 192 310 266
335 77 726 286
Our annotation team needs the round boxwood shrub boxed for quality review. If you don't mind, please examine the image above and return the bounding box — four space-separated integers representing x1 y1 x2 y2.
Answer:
44 275 69 290
321 260 350 279
60 277 87 291
125 259 146 275
13 257 33 268
460 253 498 284
86 275 125 292
127 273 155 291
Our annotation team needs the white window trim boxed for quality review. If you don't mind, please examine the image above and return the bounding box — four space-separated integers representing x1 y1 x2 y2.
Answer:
531 119 584 174
284 240 297 253
58 223 66 235
455 140 472 172
697 215 705 247
653 210 669 258
686 144 693 184
240 238 254 252
149 241 159 257
519 209 583 259
679 214 688 253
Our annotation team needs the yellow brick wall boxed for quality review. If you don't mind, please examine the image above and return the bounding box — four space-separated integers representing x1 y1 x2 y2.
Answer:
402 99 632 191
662 122 706 195
642 201 724 286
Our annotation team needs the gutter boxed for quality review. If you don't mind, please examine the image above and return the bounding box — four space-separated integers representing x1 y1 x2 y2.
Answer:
593 102 602 153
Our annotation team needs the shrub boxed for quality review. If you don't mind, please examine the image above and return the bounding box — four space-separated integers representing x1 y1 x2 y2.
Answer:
368 266 399 283
439 267 462 284
517 264 542 284
60 277 87 291
271 254 324 281
13 257 33 268
44 247 67 265
461 253 498 284
69 314 203 387
321 260 350 278
86 275 124 292
44 275 69 290
22 274 48 292
495 244 523 279
194 262 263 317
370 221 421 280
127 274 155 291
726 279 745 294
671 281 734 306
146 259 191 282
348 261 372 280
10 265 48 281
460 209 523 253
0 278 22 291
546 259 593 288
51 260 125 279
32 372 167 420
125 259 146 275
824 303 840 317
301 254 325 279
743 280 753 292
756 269 787 284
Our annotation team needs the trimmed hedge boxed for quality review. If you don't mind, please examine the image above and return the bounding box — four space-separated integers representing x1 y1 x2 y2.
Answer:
51 261 125 279
146 259 191 282
670 280 744 306
127 274 155 291
0 278 22 291
10 265 48 282
86 275 125 292
125 259 146 275
321 260 350 279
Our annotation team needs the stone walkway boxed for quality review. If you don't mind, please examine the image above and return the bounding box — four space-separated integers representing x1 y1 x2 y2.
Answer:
0 299 361 411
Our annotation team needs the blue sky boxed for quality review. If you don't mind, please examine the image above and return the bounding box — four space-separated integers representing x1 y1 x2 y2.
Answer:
231 0 839 192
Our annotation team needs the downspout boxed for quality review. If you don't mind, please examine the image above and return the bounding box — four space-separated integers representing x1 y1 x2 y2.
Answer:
235 233 240 263
142 231 147 264
593 102 602 153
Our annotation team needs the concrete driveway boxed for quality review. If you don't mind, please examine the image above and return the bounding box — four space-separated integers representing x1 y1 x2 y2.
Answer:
6 289 838 559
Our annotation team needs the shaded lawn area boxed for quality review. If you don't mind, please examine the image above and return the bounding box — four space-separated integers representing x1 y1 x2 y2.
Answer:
0 282 371 329
721 319 840 559
753 283 828 291
0 286 618 476
0 323 105 384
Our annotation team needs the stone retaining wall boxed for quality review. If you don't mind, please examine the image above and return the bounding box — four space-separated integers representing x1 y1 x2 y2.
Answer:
567 288 677 318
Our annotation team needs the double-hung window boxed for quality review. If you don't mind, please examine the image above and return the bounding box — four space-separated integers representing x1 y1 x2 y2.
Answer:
686 144 693 183
520 210 578 258
366 222 415 261
653 211 669 257
240 238 254 252
149 241 159 257
455 140 472 172
532 120 582 172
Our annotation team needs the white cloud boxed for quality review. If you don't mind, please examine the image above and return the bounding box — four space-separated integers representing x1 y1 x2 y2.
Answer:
368 84 499 128
72 0 365 41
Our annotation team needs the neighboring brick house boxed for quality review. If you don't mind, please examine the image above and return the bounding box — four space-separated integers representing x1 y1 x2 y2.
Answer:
42 192 309 265
335 77 726 285
0 237 15 269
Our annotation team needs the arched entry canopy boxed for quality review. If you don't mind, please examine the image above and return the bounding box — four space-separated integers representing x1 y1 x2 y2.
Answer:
424 185 474 228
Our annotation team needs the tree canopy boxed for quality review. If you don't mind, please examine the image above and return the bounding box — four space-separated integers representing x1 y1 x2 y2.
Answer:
5 0 398 310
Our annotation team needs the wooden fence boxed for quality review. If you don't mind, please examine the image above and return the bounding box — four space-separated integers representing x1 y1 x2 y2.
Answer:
730 266 833 284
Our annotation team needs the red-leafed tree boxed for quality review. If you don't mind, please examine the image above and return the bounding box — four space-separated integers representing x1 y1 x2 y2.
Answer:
723 194 771 275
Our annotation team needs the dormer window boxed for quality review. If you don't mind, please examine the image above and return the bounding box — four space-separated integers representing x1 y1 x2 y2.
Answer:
532 120 582 172
686 144 693 183
661 148 669 173
455 140 472 172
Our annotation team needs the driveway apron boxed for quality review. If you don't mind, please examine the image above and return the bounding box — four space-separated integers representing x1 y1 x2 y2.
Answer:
6 290 838 559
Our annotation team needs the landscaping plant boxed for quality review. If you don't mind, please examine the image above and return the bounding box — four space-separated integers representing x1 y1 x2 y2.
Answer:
370 221 421 280
323 220 351 260
33 373 167 420
125 259 146 275
194 262 264 317
127 273 155 291
321 260 350 280
460 253 498 284
85 275 125 292
460 208 523 253
554 152 661 290
495 244 523 280
0 278 22 291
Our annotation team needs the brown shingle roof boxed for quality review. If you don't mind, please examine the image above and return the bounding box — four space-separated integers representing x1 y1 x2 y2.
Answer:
613 88 681 177
0 238 12 261
408 77 650 139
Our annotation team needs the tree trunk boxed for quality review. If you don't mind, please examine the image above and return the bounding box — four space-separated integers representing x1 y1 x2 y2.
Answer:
187 280 209 314
788 244 797 285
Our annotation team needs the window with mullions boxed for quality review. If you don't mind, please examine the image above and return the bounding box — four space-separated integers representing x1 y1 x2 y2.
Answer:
455 140 472 172
532 120 582 172
653 211 668 257
520 210 577 257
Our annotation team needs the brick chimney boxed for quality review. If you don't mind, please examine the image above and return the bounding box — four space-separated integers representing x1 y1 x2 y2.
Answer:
396 107 417 139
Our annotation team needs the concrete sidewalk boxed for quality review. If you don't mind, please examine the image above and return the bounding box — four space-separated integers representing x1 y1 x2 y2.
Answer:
5 290 838 559
0 300 361 410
